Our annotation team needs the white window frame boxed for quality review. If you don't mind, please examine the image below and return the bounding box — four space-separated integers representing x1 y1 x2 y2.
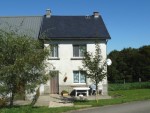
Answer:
50 44 58 58
73 45 86 57
73 71 86 83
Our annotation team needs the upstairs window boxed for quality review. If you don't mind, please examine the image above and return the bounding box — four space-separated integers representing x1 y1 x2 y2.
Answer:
73 71 86 83
73 45 86 57
50 44 58 57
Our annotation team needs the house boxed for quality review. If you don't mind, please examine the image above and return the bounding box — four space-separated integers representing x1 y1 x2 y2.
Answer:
0 9 111 96
39 9 111 96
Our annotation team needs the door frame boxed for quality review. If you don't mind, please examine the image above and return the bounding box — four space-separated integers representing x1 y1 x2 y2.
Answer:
50 71 59 94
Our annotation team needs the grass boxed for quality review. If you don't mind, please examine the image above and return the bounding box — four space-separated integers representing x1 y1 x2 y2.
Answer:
74 89 150 107
108 82 150 91
0 106 78 113
0 89 150 113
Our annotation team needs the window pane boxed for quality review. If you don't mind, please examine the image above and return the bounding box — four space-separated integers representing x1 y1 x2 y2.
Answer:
73 45 79 57
73 71 79 83
80 71 86 83
54 46 58 57
79 45 86 57
50 45 58 57
50 46 54 57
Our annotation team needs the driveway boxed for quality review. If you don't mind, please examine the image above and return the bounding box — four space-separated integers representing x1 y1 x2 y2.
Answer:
68 100 150 113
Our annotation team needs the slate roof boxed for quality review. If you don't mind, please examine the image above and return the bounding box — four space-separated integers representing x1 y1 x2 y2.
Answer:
40 15 110 39
0 16 43 39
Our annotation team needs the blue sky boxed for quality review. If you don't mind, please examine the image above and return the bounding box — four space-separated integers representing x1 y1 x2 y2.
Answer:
0 0 150 53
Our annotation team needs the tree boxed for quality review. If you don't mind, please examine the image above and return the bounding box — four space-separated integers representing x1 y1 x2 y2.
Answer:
108 45 150 83
0 30 49 106
107 50 120 83
81 43 107 102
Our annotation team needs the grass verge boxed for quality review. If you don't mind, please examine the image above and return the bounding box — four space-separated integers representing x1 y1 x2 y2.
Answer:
108 82 150 91
0 89 150 113
74 89 150 107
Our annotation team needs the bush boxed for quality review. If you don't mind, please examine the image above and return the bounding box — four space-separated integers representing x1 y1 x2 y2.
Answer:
61 90 69 95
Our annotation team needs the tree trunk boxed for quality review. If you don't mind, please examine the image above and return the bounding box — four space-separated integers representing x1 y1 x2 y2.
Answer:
95 81 99 103
22 83 26 100
10 91 15 107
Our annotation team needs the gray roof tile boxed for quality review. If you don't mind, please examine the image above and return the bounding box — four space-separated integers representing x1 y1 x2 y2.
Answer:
0 16 42 39
40 15 110 39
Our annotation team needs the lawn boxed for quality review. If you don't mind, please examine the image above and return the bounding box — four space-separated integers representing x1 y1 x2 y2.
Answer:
74 89 150 107
0 89 150 113
108 82 150 91
0 106 78 113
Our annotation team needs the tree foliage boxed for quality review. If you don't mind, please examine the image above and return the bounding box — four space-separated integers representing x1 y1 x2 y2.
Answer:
108 46 150 83
82 43 107 94
0 30 49 106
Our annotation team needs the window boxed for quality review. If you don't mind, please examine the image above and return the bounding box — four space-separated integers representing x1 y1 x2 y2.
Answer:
73 71 86 83
50 44 58 57
73 45 86 57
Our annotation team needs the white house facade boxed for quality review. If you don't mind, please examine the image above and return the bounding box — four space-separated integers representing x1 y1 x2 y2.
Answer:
39 39 108 95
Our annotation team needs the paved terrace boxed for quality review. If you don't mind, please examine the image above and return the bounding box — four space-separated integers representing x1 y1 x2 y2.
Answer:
13 94 111 107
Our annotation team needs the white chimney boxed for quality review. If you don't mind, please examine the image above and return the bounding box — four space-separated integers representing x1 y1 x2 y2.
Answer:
46 9 51 18
93 12 99 18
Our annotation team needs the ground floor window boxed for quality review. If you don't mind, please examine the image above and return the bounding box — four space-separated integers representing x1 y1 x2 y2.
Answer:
73 71 86 83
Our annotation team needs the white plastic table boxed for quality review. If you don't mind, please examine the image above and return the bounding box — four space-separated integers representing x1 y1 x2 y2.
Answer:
73 87 90 97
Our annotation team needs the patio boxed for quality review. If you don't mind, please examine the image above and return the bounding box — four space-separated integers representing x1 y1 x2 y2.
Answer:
13 94 111 107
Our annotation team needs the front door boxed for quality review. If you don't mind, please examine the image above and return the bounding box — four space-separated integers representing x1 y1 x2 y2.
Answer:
50 71 59 94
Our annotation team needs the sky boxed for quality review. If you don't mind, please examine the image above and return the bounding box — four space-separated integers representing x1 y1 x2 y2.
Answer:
0 0 150 53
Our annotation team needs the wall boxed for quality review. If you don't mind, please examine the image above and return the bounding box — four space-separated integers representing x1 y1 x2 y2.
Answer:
40 39 108 95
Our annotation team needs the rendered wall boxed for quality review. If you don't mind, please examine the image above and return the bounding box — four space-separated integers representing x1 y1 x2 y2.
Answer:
40 39 108 95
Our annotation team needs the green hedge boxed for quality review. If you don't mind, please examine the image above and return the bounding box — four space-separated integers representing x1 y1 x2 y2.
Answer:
108 82 150 91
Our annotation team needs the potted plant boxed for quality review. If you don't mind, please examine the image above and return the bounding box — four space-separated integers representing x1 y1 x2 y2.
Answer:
61 90 69 96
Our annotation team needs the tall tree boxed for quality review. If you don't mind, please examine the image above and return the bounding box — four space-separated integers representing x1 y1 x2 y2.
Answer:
139 46 150 81
107 50 120 83
108 45 150 83
0 30 49 106
82 43 107 102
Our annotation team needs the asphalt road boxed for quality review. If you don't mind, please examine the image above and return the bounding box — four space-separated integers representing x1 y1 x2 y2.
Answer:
69 100 150 113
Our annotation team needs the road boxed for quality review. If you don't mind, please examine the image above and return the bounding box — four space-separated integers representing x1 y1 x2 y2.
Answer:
68 100 150 113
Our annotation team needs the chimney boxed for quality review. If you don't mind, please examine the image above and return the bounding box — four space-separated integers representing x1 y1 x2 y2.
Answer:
46 9 51 18
93 12 99 18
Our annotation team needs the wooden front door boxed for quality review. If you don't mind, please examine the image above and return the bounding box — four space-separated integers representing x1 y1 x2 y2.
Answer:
50 71 59 94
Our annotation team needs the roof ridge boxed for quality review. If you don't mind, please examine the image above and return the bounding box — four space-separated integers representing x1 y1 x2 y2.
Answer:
49 15 94 17
0 16 43 18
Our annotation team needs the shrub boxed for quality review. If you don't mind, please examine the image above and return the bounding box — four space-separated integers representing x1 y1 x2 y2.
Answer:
61 90 69 95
